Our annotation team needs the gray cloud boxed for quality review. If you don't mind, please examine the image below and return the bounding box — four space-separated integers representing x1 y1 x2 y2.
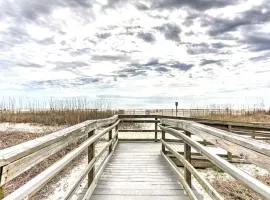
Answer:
1 0 93 22
205 4 270 36
17 62 43 68
70 48 92 56
37 37 55 45
169 63 194 71
131 59 194 72
155 23 181 42
53 61 88 69
243 33 270 52
186 43 219 55
96 33 111 39
208 18 248 36
250 52 270 62
151 0 239 11
200 59 222 66
4 26 31 44
91 55 130 61
116 67 148 77
26 76 101 89
135 2 150 10
137 32 156 43
51 61 88 76
113 57 194 79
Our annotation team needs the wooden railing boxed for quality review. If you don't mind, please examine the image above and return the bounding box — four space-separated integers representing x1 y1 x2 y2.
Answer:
118 114 270 141
0 114 270 200
159 118 270 200
0 115 119 200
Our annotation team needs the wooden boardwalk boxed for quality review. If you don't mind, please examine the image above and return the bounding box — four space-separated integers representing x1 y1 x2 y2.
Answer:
90 142 188 200
2 115 270 199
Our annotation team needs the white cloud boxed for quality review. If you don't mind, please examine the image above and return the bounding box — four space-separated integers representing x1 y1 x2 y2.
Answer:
0 0 270 108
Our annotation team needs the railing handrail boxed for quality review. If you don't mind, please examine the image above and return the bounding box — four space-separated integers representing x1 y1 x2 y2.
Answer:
159 119 270 199
118 114 270 131
1 114 270 200
0 115 119 200
0 115 118 167
160 118 270 171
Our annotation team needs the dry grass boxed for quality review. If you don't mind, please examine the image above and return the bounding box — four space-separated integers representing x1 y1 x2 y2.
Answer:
0 131 50 149
201 111 270 200
0 109 115 125
198 111 270 123
0 108 115 198
1 134 87 197
212 175 270 200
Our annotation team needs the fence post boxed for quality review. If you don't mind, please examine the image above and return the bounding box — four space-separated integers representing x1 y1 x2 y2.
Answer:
109 129 113 153
227 125 233 160
88 129 95 187
155 117 158 142
162 125 165 153
184 131 192 187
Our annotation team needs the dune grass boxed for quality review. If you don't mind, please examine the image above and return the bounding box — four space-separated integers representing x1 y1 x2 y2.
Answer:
0 109 116 125
196 110 270 123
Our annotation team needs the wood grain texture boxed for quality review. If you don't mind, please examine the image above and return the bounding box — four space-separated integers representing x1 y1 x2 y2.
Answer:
161 118 270 171
90 142 188 200
0 115 118 167
159 125 270 199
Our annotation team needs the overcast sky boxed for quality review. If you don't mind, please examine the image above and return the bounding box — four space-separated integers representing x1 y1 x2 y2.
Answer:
0 0 270 108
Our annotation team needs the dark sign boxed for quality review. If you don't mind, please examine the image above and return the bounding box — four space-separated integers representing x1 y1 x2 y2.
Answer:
175 102 178 107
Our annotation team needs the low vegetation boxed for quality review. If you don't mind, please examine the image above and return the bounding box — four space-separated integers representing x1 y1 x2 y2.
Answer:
0 101 269 199
212 175 270 200
197 110 270 123
0 109 115 125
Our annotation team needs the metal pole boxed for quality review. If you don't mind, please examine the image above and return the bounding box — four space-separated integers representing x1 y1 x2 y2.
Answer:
175 102 178 117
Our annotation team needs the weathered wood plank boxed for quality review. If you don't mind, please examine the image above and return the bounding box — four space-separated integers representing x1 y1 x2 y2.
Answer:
91 195 189 200
118 129 161 132
120 119 159 123
0 115 118 167
162 140 223 200
161 118 270 171
161 152 198 200
3 120 120 200
90 142 188 200
159 125 270 199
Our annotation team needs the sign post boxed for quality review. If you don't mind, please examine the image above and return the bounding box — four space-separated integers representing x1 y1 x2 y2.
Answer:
175 101 178 117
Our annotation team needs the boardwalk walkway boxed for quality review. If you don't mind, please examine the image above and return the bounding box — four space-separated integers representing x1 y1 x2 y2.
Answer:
90 142 188 200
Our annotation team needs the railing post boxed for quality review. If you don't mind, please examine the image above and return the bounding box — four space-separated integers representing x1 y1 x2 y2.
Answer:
109 129 113 153
0 166 4 199
227 125 233 160
155 117 158 142
252 130 256 139
162 125 165 153
184 131 191 188
115 124 119 141
88 129 95 188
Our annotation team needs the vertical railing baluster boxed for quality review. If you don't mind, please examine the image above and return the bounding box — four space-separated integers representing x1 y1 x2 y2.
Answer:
88 129 95 187
109 129 112 153
252 130 256 139
0 166 4 199
162 125 165 153
115 124 119 141
155 117 158 142
184 131 191 188
227 125 233 160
